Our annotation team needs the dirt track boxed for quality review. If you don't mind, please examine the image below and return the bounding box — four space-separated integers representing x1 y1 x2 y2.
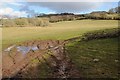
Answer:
2 40 80 78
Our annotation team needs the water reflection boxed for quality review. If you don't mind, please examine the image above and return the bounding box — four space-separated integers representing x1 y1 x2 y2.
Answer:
16 46 31 54
4 45 39 54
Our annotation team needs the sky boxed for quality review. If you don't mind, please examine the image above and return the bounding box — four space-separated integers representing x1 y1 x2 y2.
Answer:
0 0 119 18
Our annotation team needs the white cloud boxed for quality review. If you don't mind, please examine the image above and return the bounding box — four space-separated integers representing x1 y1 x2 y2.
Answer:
0 2 6 8
0 0 24 9
0 0 20 2
11 11 27 17
0 7 27 18
46 12 56 14
0 1 27 18
8 2 23 6
0 8 13 15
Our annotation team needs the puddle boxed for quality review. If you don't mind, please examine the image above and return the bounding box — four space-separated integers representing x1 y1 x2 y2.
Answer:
16 46 31 55
4 45 39 54
31 46 39 51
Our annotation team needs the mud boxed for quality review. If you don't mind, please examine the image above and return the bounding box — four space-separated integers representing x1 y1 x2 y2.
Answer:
2 40 80 79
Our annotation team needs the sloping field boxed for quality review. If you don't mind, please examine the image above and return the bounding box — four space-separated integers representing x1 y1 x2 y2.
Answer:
66 37 119 78
2 26 119 78
2 20 118 48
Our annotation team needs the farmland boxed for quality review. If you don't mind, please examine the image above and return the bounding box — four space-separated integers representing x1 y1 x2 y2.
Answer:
2 20 118 48
1 19 119 78
1 2 119 79
66 37 119 78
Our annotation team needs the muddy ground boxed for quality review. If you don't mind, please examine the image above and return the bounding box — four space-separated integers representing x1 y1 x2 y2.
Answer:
2 40 80 79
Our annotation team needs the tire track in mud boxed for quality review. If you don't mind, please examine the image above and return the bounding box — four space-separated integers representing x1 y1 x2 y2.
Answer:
2 39 80 78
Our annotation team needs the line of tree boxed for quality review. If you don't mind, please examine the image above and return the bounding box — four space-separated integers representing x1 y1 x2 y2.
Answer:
36 6 120 21
1 18 49 27
1 7 119 27
85 11 120 20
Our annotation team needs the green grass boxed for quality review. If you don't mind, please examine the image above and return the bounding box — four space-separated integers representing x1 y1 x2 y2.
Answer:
20 61 52 78
1 20 119 78
66 38 119 78
2 20 118 48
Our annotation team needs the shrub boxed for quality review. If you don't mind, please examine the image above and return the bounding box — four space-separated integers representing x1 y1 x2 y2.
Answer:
35 18 49 27
81 28 120 41
40 18 49 27
2 19 16 27
14 18 29 27
28 18 37 26
2 17 49 27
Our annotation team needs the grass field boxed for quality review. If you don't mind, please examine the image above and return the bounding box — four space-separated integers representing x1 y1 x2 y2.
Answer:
1 20 119 78
2 20 118 48
66 38 119 78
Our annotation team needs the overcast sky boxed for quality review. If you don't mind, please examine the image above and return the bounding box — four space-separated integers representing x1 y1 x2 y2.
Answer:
0 0 119 18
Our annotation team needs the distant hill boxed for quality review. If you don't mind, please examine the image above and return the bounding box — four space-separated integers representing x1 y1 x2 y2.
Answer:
85 11 119 20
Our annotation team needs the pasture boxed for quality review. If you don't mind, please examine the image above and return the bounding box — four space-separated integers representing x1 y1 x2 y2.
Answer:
2 20 118 48
1 20 119 78
66 37 119 78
